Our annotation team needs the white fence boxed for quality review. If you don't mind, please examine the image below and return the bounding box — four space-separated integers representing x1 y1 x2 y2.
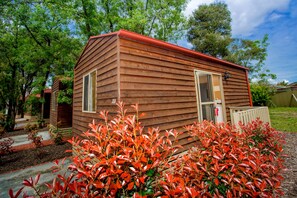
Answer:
230 106 271 128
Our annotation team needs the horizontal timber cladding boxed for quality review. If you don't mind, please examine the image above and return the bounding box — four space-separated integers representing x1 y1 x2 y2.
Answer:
50 78 59 128
73 35 119 135
119 37 250 148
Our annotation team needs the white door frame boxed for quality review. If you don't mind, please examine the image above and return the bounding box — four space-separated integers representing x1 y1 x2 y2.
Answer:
194 70 227 123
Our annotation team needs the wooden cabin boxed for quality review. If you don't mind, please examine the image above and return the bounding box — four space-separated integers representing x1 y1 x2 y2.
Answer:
50 77 72 130
73 30 252 149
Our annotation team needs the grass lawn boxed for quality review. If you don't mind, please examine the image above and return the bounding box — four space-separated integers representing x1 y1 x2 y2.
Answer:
269 107 297 132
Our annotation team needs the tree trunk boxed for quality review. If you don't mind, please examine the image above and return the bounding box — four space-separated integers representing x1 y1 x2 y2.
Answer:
39 71 50 121
5 97 16 132
19 91 26 118
5 63 17 132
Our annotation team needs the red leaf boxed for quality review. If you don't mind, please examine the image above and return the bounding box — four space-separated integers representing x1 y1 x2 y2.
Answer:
34 174 40 186
127 182 134 190
116 180 122 189
214 178 219 186
94 181 104 188
139 176 146 184
14 187 24 198
22 179 32 187
8 189 14 198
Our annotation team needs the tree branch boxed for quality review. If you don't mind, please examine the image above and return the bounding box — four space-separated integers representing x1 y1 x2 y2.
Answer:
23 23 44 48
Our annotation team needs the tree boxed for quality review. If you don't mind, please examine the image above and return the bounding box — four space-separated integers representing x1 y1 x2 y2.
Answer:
0 6 28 130
0 0 187 130
70 0 188 41
187 2 232 58
276 80 289 86
0 0 81 130
187 2 276 81
225 35 276 81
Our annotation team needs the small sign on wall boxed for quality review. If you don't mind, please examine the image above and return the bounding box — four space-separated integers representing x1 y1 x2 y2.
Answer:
112 99 117 104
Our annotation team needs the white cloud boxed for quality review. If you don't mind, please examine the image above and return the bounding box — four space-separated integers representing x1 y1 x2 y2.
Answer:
184 0 291 36
184 0 215 17
268 13 284 21
227 0 290 36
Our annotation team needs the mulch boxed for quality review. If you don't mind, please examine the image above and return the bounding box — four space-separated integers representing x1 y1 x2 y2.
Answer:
0 142 72 174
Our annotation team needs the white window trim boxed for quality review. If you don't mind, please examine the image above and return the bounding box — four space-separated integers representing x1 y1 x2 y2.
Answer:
82 70 97 113
194 69 227 123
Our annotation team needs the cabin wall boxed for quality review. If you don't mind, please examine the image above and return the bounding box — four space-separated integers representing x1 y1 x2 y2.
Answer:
72 35 119 135
118 37 250 150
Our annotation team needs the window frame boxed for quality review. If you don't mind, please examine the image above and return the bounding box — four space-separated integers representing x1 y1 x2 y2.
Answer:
82 70 97 113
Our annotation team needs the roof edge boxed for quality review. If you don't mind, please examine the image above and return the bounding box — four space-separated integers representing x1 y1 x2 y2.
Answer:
75 31 120 68
75 29 248 71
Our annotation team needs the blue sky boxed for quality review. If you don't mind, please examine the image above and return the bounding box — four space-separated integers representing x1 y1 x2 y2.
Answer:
178 0 297 83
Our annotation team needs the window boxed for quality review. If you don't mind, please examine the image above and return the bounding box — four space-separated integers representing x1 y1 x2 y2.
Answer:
83 70 96 112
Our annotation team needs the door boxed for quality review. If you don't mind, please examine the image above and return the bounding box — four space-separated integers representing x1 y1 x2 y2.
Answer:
195 70 226 123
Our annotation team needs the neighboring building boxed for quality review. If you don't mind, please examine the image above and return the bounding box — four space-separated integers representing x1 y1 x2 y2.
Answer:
50 77 72 129
23 88 51 120
73 30 252 149
272 82 297 107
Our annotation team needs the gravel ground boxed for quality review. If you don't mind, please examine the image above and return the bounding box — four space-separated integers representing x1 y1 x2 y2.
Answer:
282 132 297 197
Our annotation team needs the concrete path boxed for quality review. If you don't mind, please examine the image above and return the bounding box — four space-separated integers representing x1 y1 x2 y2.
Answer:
0 158 71 197
2 131 51 147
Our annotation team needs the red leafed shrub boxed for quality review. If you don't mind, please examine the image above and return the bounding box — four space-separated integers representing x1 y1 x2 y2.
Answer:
64 103 180 197
28 130 43 148
10 102 181 197
0 137 14 155
159 120 285 197
9 104 285 198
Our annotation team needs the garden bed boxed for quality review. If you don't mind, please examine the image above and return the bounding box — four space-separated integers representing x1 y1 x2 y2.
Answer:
0 142 72 174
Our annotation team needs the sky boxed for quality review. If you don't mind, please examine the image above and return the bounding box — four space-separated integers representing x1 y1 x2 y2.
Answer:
178 0 297 84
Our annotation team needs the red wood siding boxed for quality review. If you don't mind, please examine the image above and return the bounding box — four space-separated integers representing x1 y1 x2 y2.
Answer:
50 78 59 127
118 37 250 149
72 31 250 152
73 35 119 135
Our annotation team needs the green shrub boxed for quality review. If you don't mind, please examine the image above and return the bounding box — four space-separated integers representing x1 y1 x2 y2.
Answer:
250 82 275 106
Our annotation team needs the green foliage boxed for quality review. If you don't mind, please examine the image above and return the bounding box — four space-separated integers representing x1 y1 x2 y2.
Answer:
276 81 289 86
187 2 276 81
70 0 188 41
188 2 232 58
226 35 277 81
250 82 276 106
56 73 74 105
0 0 187 127
0 0 81 125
